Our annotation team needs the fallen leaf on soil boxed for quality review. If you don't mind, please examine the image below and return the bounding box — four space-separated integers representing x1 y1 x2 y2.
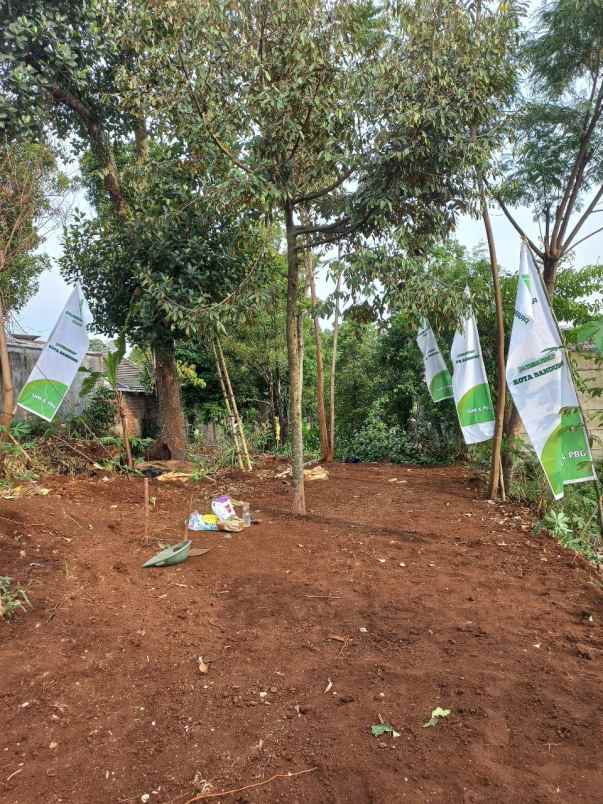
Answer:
197 656 209 674
423 707 451 728
371 723 400 738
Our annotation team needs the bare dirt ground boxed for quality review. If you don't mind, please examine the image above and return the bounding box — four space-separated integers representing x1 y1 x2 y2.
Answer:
1 462 601 804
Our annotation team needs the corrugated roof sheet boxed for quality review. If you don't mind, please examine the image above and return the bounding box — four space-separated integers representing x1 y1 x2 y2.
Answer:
8 333 150 393
116 358 148 393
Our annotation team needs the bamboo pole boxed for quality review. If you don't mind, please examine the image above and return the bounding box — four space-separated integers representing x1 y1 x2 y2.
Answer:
215 336 252 471
480 182 506 500
308 262 329 462
212 340 244 470
329 265 344 459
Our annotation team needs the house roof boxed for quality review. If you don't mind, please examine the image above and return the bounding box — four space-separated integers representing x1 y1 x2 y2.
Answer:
116 357 149 393
8 333 151 394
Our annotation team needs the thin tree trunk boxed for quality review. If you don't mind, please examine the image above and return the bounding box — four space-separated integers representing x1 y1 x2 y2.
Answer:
285 203 306 514
116 389 134 468
215 336 252 471
213 341 244 470
480 185 506 499
502 405 521 491
542 253 559 296
328 267 344 460
308 263 329 462
154 341 187 460
0 300 14 432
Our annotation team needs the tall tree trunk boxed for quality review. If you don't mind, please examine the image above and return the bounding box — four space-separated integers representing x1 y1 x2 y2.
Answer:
285 203 306 514
154 341 187 460
328 267 344 460
308 263 329 462
481 186 506 499
0 300 14 431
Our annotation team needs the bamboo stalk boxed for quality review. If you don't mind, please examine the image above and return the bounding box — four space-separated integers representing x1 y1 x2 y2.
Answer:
215 336 252 471
329 265 344 459
212 340 244 470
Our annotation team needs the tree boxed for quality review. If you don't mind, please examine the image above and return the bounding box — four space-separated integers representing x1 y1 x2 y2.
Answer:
493 0 603 291
61 146 273 457
1 0 188 455
133 0 518 512
0 139 63 429
487 0 603 482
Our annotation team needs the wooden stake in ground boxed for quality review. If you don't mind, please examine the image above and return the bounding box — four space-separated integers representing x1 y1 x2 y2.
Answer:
308 261 330 462
143 477 149 545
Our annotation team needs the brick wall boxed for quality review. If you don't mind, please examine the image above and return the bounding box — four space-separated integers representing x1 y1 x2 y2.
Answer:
116 392 159 439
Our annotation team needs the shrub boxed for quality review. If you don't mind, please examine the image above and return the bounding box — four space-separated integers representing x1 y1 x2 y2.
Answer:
0 576 31 620
340 397 458 465
80 385 116 435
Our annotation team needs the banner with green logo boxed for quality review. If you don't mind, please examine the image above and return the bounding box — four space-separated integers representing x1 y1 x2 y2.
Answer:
506 244 595 500
416 318 453 402
17 285 91 422
450 290 495 444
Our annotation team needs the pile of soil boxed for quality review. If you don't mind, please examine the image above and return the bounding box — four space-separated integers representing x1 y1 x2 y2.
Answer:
1 463 601 803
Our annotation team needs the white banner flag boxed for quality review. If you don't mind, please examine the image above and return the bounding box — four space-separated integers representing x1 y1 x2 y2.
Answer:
506 243 595 499
450 290 495 443
17 285 91 422
416 318 453 402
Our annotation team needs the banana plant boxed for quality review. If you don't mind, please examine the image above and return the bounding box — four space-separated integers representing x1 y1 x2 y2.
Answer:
80 331 133 468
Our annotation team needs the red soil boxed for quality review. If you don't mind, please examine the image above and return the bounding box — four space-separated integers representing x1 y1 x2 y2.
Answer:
1 463 601 804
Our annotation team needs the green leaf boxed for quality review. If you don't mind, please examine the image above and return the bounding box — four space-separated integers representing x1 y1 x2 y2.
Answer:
371 723 400 738
575 318 603 356
79 371 103 398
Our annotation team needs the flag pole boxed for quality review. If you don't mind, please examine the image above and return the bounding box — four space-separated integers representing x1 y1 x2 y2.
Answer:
526 243 603 538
